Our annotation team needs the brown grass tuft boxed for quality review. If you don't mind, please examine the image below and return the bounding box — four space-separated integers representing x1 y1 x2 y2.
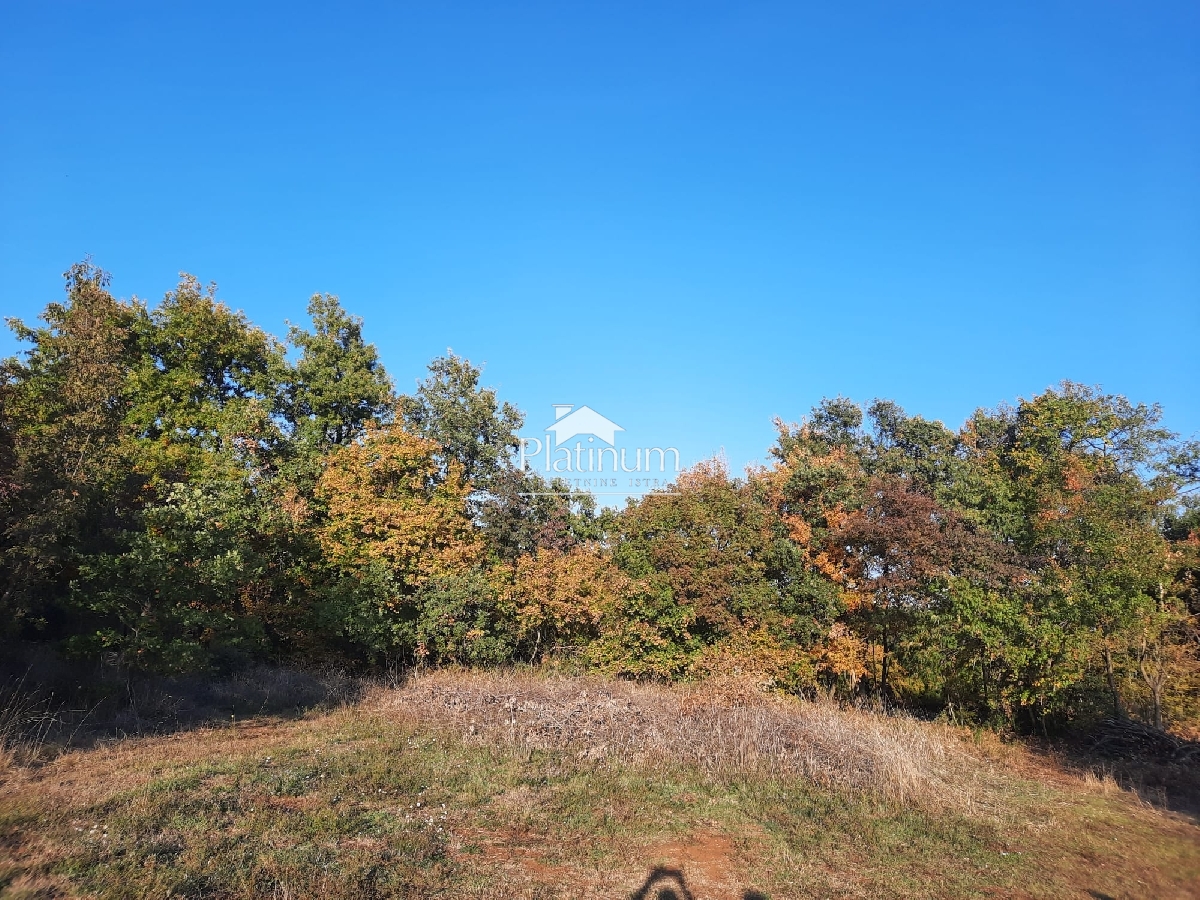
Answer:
367 669 982 810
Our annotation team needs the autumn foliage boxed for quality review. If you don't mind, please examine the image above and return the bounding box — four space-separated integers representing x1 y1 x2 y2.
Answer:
3 263 1198 734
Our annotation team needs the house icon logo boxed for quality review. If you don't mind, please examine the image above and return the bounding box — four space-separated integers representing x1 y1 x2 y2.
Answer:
517 403 681 492
546 404 624 446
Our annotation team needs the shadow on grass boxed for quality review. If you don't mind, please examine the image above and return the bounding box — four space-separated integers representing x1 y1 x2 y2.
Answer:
629 865 770 900
1 644 366 761
1038 725 1200 822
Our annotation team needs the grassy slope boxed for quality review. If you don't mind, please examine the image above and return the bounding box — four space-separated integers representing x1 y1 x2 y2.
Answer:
1 671 1198 899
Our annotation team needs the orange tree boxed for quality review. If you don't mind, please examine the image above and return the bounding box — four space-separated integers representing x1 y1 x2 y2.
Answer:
606 459 840 686
495 544 631 665
314 425 483 663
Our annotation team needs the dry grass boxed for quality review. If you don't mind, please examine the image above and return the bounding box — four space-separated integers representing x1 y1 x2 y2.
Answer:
2 667 1198 898
0 662 359 773
0 683 63 771
370 669 981 810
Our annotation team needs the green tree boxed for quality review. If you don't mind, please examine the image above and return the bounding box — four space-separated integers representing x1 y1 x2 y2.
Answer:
1 261 139 638
284 293 394 449
974 384 1191 727
609 459 837 685
65 479 305 673
398 353 523 487
125 274 289 489
478 467 603 562
52 273 326 672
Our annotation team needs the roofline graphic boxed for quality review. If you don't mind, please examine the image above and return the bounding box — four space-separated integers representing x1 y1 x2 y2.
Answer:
544 404 624 445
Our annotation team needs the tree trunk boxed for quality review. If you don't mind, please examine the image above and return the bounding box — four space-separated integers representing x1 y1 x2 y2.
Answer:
1102 641 1124 719
1138 632 1166 731
880 627 890 700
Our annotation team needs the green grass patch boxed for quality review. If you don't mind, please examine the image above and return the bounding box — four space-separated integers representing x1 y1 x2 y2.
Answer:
2 702 1197 898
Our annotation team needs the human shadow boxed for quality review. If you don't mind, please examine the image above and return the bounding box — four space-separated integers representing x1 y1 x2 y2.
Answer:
629 865 768 900
629 866 695 900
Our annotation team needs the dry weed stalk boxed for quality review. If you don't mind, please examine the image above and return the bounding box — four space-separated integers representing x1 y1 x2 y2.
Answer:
0 680 63 771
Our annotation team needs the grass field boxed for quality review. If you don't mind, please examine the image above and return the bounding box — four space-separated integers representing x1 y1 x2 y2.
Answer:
2 669 1198 898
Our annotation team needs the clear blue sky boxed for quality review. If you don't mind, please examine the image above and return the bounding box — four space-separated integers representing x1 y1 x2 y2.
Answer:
3 1 1197 485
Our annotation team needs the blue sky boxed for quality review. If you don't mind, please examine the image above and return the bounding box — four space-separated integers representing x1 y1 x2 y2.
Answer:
2 1 1198 490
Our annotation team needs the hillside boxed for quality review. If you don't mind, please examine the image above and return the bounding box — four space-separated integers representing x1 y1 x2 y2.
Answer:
3 670 1198 899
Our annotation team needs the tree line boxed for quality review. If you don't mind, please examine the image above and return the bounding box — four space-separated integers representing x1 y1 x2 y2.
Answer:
3 262 1198 733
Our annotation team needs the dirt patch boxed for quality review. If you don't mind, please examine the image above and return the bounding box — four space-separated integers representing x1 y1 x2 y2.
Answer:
453 823 618 896
629 828 761 900
451 822 765 899
475 825 576 878
266 793 326 812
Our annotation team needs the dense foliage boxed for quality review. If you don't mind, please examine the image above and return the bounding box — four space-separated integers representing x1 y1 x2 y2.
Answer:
3 263 1198 732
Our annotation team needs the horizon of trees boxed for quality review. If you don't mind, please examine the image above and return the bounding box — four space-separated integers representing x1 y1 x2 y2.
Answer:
2 262 1198 734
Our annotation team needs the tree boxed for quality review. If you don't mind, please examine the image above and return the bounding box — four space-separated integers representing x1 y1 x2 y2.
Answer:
284 293 394 449
973 383 1191 726
66 479 300 672
828 476 1016 699
609 459 835 685
499 544 631 663
398 353 523 487
478 467 604 563
125 274 289 489
413 570 513 666
314 425 480 661
867 400 968 500
0 261 139 638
